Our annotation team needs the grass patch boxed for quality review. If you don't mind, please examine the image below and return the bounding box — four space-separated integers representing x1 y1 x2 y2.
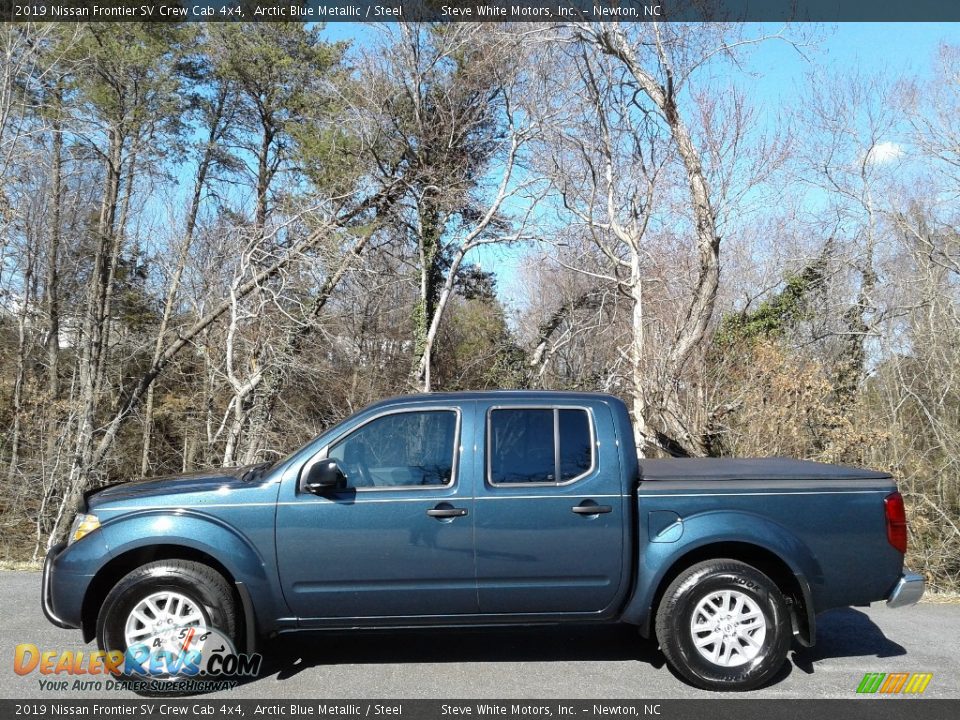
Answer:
0 560 41 571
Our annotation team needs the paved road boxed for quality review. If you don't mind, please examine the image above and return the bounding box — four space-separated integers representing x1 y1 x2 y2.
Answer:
3 571 958 699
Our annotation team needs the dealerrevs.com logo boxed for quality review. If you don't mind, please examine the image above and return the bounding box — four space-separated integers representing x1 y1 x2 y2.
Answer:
15 624 262 693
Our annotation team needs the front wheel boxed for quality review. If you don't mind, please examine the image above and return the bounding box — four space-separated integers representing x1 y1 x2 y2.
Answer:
655 559 790 691
96 559 238 686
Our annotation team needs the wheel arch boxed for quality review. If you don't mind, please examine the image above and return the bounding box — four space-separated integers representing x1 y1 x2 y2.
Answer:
81 544 257 652
630 540 816 647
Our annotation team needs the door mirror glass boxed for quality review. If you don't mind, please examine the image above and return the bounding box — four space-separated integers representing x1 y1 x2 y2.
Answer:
303 459 347 494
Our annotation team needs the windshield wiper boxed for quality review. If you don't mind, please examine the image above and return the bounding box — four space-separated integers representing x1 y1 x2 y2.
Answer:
241 461 272 483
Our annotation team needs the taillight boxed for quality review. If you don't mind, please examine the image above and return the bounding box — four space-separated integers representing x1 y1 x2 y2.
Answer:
884 491 908 554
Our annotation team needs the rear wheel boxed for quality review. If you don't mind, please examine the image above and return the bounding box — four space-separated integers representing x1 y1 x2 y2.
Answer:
655 559 790 691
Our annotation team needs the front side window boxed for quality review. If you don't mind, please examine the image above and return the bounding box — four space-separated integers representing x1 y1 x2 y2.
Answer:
329 410 457 489
489 408 594 485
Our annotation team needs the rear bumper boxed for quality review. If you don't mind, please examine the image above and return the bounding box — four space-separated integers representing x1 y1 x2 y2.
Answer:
886 571 925 608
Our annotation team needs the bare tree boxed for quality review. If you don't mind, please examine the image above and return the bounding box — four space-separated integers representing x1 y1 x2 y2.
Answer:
140 82 236 474
357 24 541 392
795 71 907 395
47 210 362 546
524 23 787 454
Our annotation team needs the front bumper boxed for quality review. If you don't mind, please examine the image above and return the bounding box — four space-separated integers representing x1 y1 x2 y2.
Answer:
886 571 925 608
42 542 77 628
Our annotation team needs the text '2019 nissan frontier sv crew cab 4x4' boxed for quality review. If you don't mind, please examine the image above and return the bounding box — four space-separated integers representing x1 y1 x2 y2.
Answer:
42 391 924 691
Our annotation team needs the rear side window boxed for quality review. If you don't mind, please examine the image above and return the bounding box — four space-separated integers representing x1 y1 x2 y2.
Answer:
558 409 592 481
489 408 594 485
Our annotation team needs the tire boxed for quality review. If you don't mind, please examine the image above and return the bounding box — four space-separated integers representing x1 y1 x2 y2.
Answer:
96 560 238 685
655 559 790 691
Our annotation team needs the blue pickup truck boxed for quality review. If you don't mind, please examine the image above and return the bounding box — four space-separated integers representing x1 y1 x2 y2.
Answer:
42 391 923 691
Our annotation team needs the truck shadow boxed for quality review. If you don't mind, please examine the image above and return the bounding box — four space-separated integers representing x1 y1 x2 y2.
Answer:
233 607 903 690
790 607 906 674
253 624 667 683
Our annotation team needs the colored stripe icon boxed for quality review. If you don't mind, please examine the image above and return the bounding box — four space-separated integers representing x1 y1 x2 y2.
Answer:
903 673 934 694
857 672 933 694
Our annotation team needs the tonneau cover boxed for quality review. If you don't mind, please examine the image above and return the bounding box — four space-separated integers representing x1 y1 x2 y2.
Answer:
638 457 891 481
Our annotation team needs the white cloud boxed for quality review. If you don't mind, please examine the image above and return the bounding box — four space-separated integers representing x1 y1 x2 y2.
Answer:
866 141 905 165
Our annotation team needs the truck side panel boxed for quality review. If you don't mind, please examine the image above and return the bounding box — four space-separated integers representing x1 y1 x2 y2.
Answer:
83 480 289 636
622 477 902 632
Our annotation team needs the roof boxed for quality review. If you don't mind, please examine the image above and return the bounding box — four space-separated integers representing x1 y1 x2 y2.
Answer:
364 390 620 411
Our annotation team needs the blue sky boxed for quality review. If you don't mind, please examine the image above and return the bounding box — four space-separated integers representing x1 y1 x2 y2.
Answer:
320 22 960 123
742 22 960 120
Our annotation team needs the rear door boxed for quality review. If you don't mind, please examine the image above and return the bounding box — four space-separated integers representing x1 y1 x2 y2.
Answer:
276 402 478 621
473 401 625 615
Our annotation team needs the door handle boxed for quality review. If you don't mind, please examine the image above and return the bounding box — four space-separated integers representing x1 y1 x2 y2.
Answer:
427 506 468 518
572 503 612 515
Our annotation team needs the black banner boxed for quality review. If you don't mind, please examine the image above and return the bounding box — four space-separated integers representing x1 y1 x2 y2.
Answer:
4 0 960 24
2 700 959 720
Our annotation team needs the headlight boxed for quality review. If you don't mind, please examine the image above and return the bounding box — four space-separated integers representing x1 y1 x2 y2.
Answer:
68 513 100 545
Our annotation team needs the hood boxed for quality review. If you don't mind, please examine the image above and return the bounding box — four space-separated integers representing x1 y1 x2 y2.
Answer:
86 464 263 509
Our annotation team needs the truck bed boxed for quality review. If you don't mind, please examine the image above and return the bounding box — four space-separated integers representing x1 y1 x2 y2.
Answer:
632 456 901 614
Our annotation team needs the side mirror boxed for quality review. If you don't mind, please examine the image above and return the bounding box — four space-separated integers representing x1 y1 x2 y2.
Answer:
302 459 347 494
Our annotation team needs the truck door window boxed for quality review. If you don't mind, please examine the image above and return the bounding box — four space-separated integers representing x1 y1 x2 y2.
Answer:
329 410 458 489
489 409 554 484
489 407 594 485
558 409 592 481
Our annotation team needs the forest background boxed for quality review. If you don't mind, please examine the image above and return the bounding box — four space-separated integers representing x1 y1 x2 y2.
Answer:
1 20 959 593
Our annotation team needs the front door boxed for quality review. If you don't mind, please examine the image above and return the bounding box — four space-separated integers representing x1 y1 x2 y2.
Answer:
276 404 477 621
474 403 625 615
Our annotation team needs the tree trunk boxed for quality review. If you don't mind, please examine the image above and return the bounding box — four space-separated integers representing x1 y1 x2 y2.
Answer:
591 25 721 452
599 27 720 380
413 200 443 392
628 252 648 457
140 92 226 475
41 86 65 480
417 237 487 393
6 242 35 482
72 125 125 473
45 87 63 402
222 120 275 460
96 145 139 405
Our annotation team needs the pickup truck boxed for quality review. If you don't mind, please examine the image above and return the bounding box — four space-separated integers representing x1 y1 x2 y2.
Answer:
42 391 923 691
